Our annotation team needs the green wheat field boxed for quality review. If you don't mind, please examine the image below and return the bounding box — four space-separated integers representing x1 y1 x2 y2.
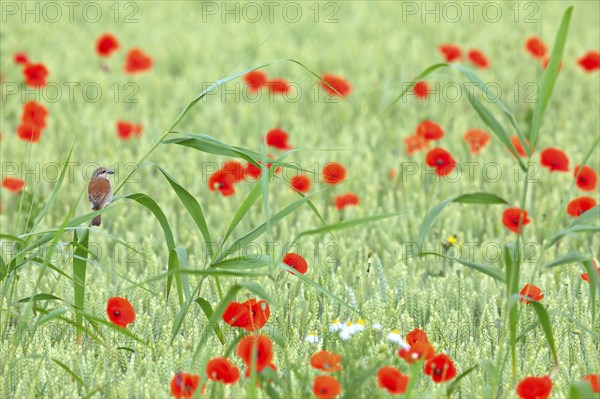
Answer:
1 1 599 398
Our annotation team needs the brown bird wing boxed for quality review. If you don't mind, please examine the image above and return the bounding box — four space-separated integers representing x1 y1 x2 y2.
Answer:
88 179 111 210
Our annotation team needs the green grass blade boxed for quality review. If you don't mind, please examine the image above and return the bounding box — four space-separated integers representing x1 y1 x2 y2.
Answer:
163 132 261 164
461 83 527 170
170 289 196 345
543 252 590 269
385 63 448 112
529 7 573 149
528 301 559 372
504 244 521 378
29 141 76 234
73 229 89 342
51 358 88 388
210 254 273 270
152 164 214 258
294 212 402 241
418 251 506 283
418 193 508 244
195 297 225 345
545 226 600 249
214 188 328 263
568 381 597 399
222 179 263 246
15 293 62 304
582 260 598 325
446 365 478 398
278 262 361 317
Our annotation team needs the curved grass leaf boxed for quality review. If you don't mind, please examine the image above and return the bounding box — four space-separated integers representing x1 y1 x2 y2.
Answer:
504 244 521 378
195 297 225 345
30 142 75 234
418 251 506 283
545 225 600 249
418 193 508 244
294 212 402 242
568 381 597 399
278 262 361 317
214 189 328 263
543 252 590 269
451 64 528 150
529 301 559 371
582 260 598 325
460 82 527 171
170 289 197 344
385 63 448 112
529 7 573 149
73 229 89 341
51 358 87 388
210 254 273 270
446 365 478 398
15 293 63 304
152 164 213 258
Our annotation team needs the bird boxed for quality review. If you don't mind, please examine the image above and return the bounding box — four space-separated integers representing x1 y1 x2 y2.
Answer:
88 167 114 226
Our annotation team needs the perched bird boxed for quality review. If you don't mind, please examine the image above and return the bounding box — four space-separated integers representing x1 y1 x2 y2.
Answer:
88 167 114 226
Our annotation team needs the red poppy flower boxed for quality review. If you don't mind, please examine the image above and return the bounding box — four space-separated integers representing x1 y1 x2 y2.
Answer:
310 350 342 372
519 284 544 304
106 297 135 328
398 342 435 364
116 121 143 140
516 375 553 399
96 33 120 57
467 49 490 69
208 169 236 196
540 148 569 172
425 148 457 176
406 328 430 346
438 44 462 62
463 129 491 154
567 196 596 217
502 207 531 234
206 357 240 384
236 334 273 372
14 52 29 64
582 374 600 393
265 128 292 150
244 70 267 91
16 121 43 142
222 160 245 183
290 175 311 193
525 37 547 59
322 162 346 185
222 298 270 331
510 136 528 157
581 267 600 284
321 74 351 97
416 120 444 141
282 252 308 274
170 372 200 399
424 353 457 383
266 78 290 95
574 165 597 191
577 51 600 72
412 81 429 100
21 101 48 128
2 177 25 192
335 193 359 210
23 63 49 88
377 366 409 395
404 134 429 155
313 375 341 399
244 162 262 180
124 48 153 74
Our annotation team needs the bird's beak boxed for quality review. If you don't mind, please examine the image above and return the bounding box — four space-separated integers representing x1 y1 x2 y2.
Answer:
108 169 115 174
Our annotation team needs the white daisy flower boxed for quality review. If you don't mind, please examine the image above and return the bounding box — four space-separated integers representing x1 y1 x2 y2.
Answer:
329 319 344 332
305 331 320 344
386 329 405 345
354 319 366 332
